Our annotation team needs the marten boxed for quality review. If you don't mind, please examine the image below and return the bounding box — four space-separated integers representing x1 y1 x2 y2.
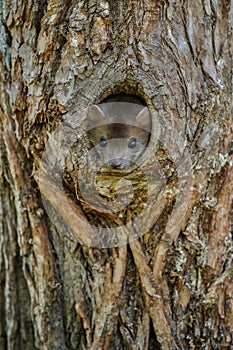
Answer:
86 95 151 170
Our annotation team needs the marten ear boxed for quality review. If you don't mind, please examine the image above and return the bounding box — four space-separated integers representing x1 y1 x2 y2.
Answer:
87 105 106 125
135 107 151 131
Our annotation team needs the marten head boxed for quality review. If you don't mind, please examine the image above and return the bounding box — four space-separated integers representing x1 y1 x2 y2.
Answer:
86 102 151 169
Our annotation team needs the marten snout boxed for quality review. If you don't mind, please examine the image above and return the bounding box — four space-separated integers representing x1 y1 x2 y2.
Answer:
108 159 124 169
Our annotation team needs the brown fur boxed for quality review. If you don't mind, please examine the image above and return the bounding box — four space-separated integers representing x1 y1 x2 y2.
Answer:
86 102 151 169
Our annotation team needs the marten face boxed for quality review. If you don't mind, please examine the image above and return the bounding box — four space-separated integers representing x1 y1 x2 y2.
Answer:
87 123 150 169
86 103 151 169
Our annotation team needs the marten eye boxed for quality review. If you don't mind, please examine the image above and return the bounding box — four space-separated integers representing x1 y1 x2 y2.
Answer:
99 137 107 147
128 138 137 149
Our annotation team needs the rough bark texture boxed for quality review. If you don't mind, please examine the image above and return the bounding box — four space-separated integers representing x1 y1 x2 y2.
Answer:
0 1 233 349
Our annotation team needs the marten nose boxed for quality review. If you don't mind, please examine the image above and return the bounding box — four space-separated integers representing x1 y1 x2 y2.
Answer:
109 159 122 169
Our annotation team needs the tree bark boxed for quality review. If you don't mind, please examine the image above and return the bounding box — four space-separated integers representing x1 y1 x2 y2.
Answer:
0 1 233 349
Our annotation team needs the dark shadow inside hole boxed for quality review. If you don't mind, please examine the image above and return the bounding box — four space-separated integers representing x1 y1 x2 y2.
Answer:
148 318 161 350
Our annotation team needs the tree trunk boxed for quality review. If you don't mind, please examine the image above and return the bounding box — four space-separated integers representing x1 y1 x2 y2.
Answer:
1 1 233 349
